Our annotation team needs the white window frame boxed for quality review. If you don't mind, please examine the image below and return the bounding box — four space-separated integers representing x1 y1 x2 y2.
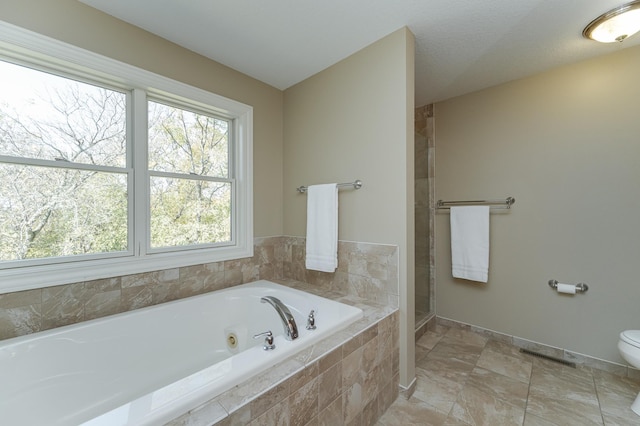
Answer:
0 21 253 293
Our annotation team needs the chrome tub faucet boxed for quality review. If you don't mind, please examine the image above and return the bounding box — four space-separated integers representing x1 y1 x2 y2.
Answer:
260 296 299 340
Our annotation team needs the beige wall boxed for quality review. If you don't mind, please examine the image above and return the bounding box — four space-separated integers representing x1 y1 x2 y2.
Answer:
435 45 640 364
283 27 415 387
0 0 284 238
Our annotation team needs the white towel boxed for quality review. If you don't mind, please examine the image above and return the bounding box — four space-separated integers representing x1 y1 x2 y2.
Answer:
305 183 338 272
450 206 490 282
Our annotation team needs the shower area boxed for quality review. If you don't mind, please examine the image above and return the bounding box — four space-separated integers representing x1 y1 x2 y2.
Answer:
415 104 435 328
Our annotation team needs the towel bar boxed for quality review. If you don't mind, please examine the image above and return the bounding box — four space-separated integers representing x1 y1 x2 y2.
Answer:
297 179 362 193
437 196 515 209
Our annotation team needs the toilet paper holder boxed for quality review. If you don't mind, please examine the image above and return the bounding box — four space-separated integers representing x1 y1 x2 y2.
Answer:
548 279 589 293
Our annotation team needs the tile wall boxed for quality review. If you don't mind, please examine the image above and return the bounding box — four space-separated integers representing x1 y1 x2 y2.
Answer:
0 236 398 341
414 104 435 326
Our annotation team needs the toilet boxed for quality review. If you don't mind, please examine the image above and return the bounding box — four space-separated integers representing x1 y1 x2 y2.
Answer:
618 330 640 416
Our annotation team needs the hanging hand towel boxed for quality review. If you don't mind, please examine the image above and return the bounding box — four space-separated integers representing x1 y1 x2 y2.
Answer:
450 206 490 282
305 183 338 272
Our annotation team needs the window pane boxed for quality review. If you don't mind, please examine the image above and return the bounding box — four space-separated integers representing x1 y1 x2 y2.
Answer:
0 60 127 167
0 164 128 261
150 177 231 248
148 101 229 178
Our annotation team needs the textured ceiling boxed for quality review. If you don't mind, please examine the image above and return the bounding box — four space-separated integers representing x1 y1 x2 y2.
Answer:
80 0 640 105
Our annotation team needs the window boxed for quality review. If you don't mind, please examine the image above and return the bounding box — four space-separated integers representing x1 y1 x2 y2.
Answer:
0 22 253 292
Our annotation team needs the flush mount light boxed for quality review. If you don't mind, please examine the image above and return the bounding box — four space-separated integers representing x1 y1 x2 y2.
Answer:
583 0 640 42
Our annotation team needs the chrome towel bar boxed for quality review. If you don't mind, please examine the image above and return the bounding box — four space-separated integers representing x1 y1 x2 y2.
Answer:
437 196 515 209
297 179 363 193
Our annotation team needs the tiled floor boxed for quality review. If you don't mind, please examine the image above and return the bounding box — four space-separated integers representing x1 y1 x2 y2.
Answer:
378 325 640 425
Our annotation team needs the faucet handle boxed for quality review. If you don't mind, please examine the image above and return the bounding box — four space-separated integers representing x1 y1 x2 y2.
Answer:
253 330 275 350
306 310 316 330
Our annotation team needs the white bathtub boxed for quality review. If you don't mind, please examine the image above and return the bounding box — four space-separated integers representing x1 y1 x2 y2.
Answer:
0 280 363 425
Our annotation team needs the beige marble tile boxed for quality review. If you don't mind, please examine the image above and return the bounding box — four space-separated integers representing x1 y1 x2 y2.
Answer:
413 366 466 415
417 351 476 385
601 409 640 425
596 384 639 424
250 399 290 426
84 288 121 320
361 395 379 426
593 369 640 397
378 396 447 426
120 284 153 311
288 376 318 426
428 336 484 366
476 346 533 383
41 283 85 329
249 380 289 420
343 382 363 424
318 395 343 426
0 305 41 339
443 327 489 349
466 367 529 409
417 330 445 351
592 370 640 423
442 416 472 426
470 324 513 344
564 350 628 377
522 412 562 426
0 288 41 308
318 361 342 412
451 382 525 426
529 357 596 392
526 384 602 425
343 346 363 389
484 339 530 360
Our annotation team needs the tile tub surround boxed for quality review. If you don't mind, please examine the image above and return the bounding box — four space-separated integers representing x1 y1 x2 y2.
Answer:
168 279 400 425
0 237 398 341
282 237 399 308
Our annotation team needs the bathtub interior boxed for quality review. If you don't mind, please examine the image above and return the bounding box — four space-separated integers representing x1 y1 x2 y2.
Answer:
0 280 363 426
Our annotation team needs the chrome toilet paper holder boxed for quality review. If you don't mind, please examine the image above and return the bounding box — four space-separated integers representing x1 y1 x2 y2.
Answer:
548 279 589 293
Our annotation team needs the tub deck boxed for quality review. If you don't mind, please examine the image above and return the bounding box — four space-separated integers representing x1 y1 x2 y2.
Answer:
167 278 399 425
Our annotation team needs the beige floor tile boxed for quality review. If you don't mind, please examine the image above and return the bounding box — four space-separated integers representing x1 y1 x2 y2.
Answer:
417 331 445 351
522 412 562 426
596 384 639 423
380 328 640 426
530 357 595 390
443 328 489 349
442 415 472 425
484 339 530 360
414 366 466 414
526 385 603 426
378 396 447 426
465 367 529 408
450 382 525 426
476 347 533 383
416 353 475 385
428 336 484 366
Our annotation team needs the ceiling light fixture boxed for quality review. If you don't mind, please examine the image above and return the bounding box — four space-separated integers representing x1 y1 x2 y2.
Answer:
583 0 640 43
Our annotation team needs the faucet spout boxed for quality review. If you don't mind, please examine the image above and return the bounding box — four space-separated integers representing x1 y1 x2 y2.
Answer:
260 296 299 340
